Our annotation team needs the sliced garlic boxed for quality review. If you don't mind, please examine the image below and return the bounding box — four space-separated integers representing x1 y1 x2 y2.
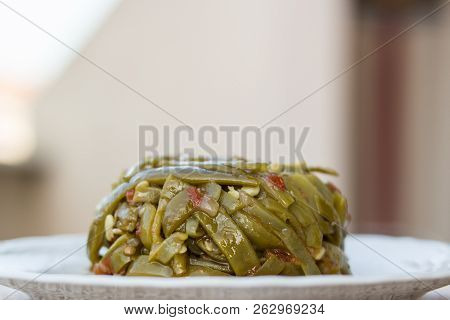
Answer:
135 180 150 192
112 228 123 235
241 185 260 197
178 244 187 254
227 186 240 199
104 214 115 242
313 247 326 260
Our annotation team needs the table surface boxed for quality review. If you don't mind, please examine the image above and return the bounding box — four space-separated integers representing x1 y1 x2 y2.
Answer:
1 284 449 300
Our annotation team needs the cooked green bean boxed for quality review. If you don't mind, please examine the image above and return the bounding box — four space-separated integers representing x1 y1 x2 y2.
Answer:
239 191 320 275
257 174 294 208
151 176 185 247
127 256 173 277
88 158 351 277
187 265 231 276
195 236 228 262
162 189 192 237
231 211 283 250
87 216 105 263
131 166 258 186
186 238 204 255
138 203 156 249
189 256 233 274
317 241 350 275
149 232 188 264
202 182 222 200
333 192 348 225
171 253 188 276
307 174 334 203
254 255 285 276
195 209 260 276
261 197 304 238
109 244 132 273
185 216 204 238
101 233 133 261
219 190 243 213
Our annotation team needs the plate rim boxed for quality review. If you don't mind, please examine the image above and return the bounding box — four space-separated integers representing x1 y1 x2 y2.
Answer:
0 233 449 290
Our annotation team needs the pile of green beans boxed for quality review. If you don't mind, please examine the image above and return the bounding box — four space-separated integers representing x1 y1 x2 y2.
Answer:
87 158 351 277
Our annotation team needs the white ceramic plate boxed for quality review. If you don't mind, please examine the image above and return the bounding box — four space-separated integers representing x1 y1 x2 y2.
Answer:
0 234 449 299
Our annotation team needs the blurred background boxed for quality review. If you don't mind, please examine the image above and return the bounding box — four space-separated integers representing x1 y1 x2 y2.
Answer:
0 0 449 241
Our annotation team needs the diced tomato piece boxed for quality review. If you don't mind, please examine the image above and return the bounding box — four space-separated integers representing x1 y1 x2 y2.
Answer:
265 173 286 191
92 257 113 275
186 186 203 207
267 248 300 264
126 189 135 203
326 182 341 194
135 223 141 236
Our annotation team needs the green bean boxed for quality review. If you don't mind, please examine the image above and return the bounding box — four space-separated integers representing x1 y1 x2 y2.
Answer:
87 216 105 263
285 176 332 241
133 182 161 204
195 209 260 276
288 201 317 227
171 253 188 276
257 175 294 208
305 223 323 249
325 225 343 248
315 214 334 235
164 184 223 236
239 191 320 275
317 241 350 275
287 174 319 204
306 174 334 203
101 233 133 260
138 203 156 249
100 235 137 274
130 166 258 186
151 199 166 248
219 190 243 214
160 175 188 200
109 244 132 273
280 263 304 276
202 182 222 200
186 238 204 255
189 256 233 274
127 256 173 277
149 232 188 264
261 197 304 238
231 211 283 250
260 197 290 222
159 160 268 173
195 236 228 262
304 166 338 176
254 255 285 276
162 189 192 237
315 195 339 224
333 192 348 225
284 176 318 226
185 216 204 238
152 176 185 246
187 265 231 276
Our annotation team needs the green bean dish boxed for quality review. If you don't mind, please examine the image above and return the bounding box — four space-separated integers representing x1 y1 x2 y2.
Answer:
87 158 351 277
